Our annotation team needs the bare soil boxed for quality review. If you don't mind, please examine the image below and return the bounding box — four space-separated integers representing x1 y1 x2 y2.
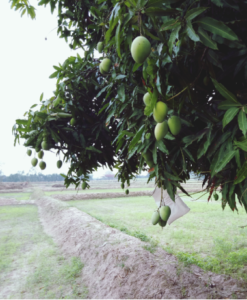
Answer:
2 188 246 298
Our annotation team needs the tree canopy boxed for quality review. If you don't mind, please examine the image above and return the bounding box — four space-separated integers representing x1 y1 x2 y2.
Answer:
12 0 247 212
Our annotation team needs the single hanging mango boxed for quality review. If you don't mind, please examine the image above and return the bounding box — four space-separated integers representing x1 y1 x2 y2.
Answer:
154 121 168 141
168 116 181 135
131 36 151 64
153 102 168 123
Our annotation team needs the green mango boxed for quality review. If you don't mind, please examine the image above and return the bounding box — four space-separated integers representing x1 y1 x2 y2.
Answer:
97 42 104 53
31 158 38 167
143 93 151 106
131 36 151 64
70 118 76 126
159 219 167 228
214 193 219 200
57 160 62 169
168 116 181 135
27 149 32 156
38 151 44 159
145 132 151 139
101 58 112 73
154 121 168 141
39 161 46 170
153 102 168 123
151 211 160 225
125 189 129 195
159 206 171 222
41 141 50 151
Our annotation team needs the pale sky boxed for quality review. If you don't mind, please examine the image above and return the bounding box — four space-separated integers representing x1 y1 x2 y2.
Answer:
0 1 112 178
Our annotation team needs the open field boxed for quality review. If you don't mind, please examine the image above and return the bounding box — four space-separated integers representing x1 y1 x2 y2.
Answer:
69 194 247 281
1 179 247 298
0 178 203 200
0 205 87 299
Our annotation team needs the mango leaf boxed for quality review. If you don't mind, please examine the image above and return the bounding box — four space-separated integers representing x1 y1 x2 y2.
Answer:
198 27 218 50
35 112 48 119
222 107 240 128
160 18 179 31
234 139 247 152
235 150 241 169
185 7 208 21
186 20 200 42
16 119 29 125
156 140 169 154
86 146 102 153
211 78 238 103
210 142 227 177
183 147 195 162
182 128 208 146
115 74 127 80
238 110 247 136
196 17 239 41
105 6 120 44
118 84 125 102
146 0 164 8
128 125 145 152
133 62 142 72
163 171 181 181
115 23 122 58
152 144 157 164
218 100 242 110
168 25 181 56
145 7 177 16
49 71 58 78
166 179 175 201
211 0 223 7
233 56 247 77
215 150 236 173
234 161 247 184
206 50 223 70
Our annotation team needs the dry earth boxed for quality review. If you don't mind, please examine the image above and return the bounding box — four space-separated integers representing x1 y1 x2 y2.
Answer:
1 192 247 299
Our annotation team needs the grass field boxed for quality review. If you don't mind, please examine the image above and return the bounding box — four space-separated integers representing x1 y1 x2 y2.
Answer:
0 205 87 299
69 194 247 281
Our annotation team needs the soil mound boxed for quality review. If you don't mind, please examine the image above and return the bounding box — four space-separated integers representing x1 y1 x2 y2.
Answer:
52 191 153 201
36 196 247 299
51 184 65 188
0 182 30 192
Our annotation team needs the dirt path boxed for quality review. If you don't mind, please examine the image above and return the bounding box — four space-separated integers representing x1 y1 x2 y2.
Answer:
35 196 247 299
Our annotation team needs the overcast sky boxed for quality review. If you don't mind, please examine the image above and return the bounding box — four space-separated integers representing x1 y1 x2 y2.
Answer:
0 1 112 178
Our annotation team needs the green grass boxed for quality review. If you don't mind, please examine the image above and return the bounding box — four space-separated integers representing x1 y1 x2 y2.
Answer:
0 192 31 200
69 195 247 281
0 206 36 272
0 205 87 299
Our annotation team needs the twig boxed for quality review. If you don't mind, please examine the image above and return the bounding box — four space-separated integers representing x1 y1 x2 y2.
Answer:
166 47 208 102
166 86 188 102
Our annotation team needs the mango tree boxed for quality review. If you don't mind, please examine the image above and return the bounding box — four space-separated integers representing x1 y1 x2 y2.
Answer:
11 0 247 212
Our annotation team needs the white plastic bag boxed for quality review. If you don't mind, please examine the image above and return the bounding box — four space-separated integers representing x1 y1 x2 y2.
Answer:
152 187 190 225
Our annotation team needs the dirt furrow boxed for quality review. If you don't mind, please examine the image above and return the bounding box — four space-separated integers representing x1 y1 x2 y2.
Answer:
35 196 247 299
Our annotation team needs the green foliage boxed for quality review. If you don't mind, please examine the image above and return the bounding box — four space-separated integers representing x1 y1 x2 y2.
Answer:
11 0 247 212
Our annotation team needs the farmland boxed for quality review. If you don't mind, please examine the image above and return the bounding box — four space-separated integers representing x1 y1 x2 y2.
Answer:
0 179 247 298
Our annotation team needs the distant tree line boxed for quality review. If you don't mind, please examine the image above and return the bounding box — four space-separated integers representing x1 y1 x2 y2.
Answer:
0 173 64 182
